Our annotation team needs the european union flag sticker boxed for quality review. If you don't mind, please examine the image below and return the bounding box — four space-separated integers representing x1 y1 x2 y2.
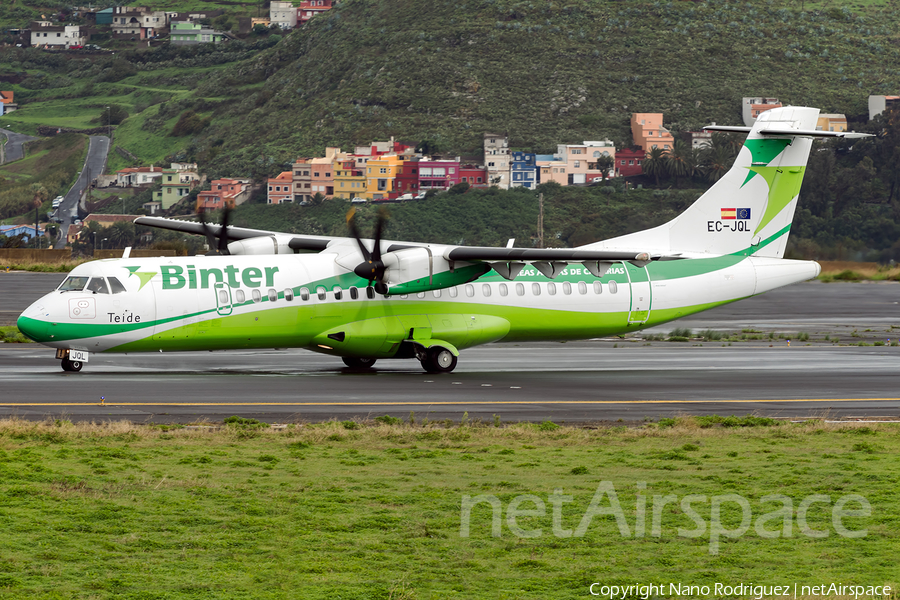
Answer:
736 208 751 220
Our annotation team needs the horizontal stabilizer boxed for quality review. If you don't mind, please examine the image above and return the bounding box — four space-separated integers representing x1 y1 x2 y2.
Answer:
704 125 872 139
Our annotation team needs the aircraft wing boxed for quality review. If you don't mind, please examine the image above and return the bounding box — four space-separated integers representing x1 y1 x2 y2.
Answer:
133 216 334 251
443 246 650 263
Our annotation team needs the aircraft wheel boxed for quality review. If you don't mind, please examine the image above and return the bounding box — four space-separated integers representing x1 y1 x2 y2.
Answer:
61 358 83 372
342 357 377 370
422 347 457 374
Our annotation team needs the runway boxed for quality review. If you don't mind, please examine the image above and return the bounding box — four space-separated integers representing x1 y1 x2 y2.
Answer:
2 275 900 423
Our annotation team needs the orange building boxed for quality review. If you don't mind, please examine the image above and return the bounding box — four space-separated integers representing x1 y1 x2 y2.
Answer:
817 114 847 132
196 178 250 213
630 113 674 154
267 171 293 204
742 97 782 126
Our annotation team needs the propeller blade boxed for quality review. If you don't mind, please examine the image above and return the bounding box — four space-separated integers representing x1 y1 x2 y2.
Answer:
198 210 219 255
371 207 388 261
345 208 371 262
218 206 232 255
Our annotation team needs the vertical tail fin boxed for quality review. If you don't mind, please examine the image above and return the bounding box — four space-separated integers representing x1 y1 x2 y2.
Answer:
584 106 838 257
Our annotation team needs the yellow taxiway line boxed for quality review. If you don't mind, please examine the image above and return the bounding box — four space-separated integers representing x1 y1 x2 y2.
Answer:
0 398 898 407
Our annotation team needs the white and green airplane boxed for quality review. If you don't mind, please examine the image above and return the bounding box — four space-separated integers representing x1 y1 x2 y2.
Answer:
18 107 869 373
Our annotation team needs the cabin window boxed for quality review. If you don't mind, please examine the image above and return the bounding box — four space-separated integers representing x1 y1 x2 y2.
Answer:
107 277 127 294
516 282 525 296
578 281 588 295
316 286 326 300
333 286 342 300
448 286 458 298
235 289 246 303
300 287 310 301
482 284 491 297
400 294 408 299
367 287 375 299
563 282 572 295
218 290 229 304
268 289 278 302
432 289 442 298
547 282 557 295
417 292 426 299
284 288 294 302
609 281 618 294
87 277 109 294
58 276 89 291
349 286 358 300
499 283 508 297
532 283 541 296
252 289 262 303
465 284 474 297
593 281 603 294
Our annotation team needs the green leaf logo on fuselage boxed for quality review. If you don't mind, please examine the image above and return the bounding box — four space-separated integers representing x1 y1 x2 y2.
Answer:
124 266 157 290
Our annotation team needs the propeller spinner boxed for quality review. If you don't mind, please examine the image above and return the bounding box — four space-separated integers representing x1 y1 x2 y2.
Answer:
346 207 390 295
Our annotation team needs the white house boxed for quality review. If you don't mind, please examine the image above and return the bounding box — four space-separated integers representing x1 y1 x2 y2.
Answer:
270 1 298 30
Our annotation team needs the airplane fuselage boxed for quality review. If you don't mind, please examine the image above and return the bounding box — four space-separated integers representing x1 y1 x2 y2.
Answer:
17 252 819 361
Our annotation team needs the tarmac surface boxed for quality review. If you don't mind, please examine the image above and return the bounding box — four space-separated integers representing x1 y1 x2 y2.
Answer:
2 274 900 423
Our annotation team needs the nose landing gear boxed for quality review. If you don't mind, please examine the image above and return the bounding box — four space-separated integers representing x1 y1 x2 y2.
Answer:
61 358 83 372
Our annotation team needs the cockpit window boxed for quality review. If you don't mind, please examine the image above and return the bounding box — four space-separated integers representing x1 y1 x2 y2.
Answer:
86 277 110 294
58 276 89 291
107 276 127 294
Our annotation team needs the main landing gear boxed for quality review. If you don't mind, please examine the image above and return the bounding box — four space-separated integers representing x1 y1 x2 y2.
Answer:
61 358 83 372
421 347 458 374
342 357 377 371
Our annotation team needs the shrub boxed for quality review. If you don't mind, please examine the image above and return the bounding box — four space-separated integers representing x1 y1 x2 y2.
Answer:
374 415 402 425
538 420 560 431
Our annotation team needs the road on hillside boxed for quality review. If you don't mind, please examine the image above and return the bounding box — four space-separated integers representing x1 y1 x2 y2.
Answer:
0 128 37 163
54 135 111 248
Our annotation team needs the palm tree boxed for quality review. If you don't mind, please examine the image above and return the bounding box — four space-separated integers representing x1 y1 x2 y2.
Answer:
702 133 739 183
665 139 697 188
642 147 666 187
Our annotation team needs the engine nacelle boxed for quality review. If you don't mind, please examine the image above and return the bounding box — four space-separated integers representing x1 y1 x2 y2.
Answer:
382 247 489 294
226 235 295 255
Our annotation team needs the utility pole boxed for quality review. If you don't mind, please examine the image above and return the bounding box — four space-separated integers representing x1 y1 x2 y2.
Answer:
537 193 544 249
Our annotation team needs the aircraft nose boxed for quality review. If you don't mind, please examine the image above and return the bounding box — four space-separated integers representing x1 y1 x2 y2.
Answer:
17 301 51 343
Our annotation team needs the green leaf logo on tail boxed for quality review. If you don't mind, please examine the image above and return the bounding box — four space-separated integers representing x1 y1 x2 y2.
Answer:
746 165 806 235
124 266 157 290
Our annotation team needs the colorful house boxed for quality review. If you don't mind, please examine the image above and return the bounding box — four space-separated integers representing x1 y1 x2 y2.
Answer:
584 140 616 181
170 21 225 45
196 178 250 213
0 91 14 115
334 159 367 200
742 97 782 127
366 154 405 200
459 165 488 188
869 95 900 121
292 158 313 203
394 160 421 197
298 0 334 25
310 147 340 199
615 148 645 178
152 165 200 210
510 152 537 188
817 114 847 132
267 171 293 204
631 114 674 154
536 155 567 186
417 159 461 194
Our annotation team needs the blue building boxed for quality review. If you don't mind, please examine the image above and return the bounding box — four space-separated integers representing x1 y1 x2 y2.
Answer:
0 224 44 241
510 151 537 189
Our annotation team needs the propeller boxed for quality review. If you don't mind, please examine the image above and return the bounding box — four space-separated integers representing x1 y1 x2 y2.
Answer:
198 205 232 255
346 206 389 295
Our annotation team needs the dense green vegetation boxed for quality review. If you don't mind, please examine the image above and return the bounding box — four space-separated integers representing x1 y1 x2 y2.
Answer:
0 417 894 598
0 133 86 220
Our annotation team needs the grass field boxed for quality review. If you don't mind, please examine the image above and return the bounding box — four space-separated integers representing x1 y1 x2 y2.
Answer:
0 417 894 599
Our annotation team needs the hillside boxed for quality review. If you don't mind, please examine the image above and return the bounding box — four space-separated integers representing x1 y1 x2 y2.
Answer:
3 0 900 259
